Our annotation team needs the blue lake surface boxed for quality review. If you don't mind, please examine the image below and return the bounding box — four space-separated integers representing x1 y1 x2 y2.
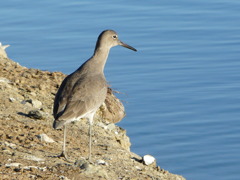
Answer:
1 1 240 179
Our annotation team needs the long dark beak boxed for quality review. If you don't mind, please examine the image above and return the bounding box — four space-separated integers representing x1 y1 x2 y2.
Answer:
119 40 137 51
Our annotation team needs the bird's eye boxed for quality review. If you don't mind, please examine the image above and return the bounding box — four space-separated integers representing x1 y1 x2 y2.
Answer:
112 35 117 39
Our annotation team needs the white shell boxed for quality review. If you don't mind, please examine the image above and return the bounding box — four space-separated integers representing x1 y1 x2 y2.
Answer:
143 154 155 165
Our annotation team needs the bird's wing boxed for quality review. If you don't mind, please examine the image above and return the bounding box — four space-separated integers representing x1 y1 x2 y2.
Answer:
53 74 75 119
54 75 107 121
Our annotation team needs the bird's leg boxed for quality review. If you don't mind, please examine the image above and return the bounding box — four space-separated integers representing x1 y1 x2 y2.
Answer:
62 125 67 156
58 125 73 162
88 115 94 163
88 120 92 162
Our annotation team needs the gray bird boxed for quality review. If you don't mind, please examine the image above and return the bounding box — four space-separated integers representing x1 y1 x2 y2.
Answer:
53 30 137 161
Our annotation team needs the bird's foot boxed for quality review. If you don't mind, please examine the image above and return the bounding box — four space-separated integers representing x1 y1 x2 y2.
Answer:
88 158 93 164
57 152 74 163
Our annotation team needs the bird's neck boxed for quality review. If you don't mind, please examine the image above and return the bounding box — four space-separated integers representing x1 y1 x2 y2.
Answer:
91 47 110 73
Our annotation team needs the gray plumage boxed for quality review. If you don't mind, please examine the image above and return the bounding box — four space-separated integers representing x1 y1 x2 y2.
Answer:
53 30 137 161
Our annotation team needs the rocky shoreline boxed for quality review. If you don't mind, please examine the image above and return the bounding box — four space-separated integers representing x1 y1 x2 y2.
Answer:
0 56 185 180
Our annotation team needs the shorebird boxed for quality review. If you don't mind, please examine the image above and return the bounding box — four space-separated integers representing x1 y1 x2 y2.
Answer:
53 30 137 161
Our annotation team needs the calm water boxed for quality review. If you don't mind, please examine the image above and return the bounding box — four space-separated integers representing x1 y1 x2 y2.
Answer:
1 1 240 179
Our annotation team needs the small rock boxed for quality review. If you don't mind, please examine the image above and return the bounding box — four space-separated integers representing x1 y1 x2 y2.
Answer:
82 164 109 179
3 149 13 155
9 97 15 102
97 122 116 131
14 168 21 172
37 134 55 143
74 159 89 170
30 92 37 97
156 166 161 171
30 99 42 108
143 155 156 166
21 100 32 107
106 123 116 131
59 176 70 180
96 159 108 165
22 99 42 108
22 166 34 171
21 100 27 104
0 77 11 84
28 174 37 179
4 141 17 149
97 122 107 129
135 166 142 171
5 163 21 168
39 84 46 90
24 154 44 162
28 110 44 119
23 166 47 171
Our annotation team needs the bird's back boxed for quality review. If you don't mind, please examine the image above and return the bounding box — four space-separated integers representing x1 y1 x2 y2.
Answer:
53 62 108 128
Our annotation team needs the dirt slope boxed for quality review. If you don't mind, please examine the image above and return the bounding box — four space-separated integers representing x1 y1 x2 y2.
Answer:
0 57 185 180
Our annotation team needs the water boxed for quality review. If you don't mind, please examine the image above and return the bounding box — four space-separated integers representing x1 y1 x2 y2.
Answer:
1 1 240 179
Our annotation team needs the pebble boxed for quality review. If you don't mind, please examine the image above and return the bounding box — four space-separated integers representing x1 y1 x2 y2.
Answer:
97 122 116 131
9 97 15 102
28 110 44 119
74 159 89 170
23 166 47 171
96 159 108 166
97 122 106 129
0 77 11 84
59 176 70 180
37 134 55 143
135 166 142 171
24 154 45 162
28 174 37 179
21 99 42 109
21 100 32 108
30 92 37 97
4 141 17 149
5 163 21 168
106 123 116 131
143 155 156 166
30 99 42 108
3 149 12 155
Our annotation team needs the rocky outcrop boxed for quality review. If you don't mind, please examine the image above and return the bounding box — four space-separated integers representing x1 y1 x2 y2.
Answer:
0 56 185 180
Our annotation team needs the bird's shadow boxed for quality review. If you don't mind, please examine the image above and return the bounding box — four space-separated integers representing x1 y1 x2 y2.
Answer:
131 157 143 163
17 112 29 117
